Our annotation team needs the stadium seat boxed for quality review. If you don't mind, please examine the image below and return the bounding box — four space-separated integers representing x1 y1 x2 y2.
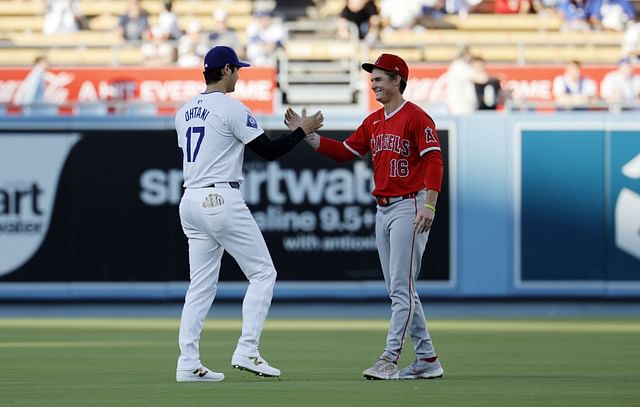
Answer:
0 1 43 15
0 47 143 66
285 41 358 60
441 14 563 31
369 48 423 62
79 0 253 16
8 32 122 47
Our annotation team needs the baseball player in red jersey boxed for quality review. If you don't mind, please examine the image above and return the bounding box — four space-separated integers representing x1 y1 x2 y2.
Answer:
285 53 445 380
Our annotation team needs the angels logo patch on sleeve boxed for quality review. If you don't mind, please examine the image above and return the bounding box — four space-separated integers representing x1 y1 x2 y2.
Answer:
246 114 258 129
425 127 437 143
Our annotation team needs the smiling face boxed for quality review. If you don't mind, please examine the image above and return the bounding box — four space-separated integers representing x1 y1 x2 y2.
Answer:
370 68 400 104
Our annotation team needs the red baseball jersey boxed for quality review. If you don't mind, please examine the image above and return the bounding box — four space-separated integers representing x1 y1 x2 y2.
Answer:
343 101 441 197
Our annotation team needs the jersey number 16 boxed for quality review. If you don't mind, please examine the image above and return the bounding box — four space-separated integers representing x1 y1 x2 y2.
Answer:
185 126 205 163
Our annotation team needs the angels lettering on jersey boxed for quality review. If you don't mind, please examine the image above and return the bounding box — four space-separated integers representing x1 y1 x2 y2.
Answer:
369 125 438 159
371 133 410 157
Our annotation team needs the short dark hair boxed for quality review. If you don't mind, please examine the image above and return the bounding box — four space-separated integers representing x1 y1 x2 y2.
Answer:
203 64 237 85
382 71 407 94
33 55 48 65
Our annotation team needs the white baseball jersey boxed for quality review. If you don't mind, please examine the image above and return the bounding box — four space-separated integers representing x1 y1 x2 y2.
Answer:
175 92 263 188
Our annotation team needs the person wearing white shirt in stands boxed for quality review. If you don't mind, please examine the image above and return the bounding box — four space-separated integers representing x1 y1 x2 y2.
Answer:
552 60 598 109
445 46 478 115
600 57 640 111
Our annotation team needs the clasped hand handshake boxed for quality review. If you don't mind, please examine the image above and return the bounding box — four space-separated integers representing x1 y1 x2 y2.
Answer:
284 107 323 150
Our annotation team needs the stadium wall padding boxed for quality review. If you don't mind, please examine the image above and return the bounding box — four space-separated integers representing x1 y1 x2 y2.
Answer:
0 113 639 299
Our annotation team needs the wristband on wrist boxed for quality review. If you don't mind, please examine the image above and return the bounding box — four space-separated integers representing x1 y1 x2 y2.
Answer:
424 203 436 212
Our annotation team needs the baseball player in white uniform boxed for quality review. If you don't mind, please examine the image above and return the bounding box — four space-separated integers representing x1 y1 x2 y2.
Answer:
174 46 323 382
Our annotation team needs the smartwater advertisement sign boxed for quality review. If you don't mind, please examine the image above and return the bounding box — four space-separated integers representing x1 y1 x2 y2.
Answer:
0 134 80 277
0 129 450 283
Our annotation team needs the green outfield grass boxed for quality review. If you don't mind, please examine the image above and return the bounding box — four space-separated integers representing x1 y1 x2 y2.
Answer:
1 318 639 407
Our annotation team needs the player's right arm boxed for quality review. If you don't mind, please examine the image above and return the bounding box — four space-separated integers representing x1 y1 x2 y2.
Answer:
226 102 323 161
284 107 367 162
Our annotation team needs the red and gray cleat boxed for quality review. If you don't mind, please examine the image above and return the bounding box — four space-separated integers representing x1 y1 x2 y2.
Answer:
399 358 444 380
362 356 400 380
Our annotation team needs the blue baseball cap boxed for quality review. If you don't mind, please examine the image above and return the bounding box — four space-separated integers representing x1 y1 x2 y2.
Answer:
203 46 250 70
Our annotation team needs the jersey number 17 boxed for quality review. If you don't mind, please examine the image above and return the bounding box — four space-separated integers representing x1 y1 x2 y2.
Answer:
184 126 205 163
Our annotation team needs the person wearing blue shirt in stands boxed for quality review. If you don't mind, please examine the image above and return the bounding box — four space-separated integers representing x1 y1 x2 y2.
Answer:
587 0 635 31
558 0 591 31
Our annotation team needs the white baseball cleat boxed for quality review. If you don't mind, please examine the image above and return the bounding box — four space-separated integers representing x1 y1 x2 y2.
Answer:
176 366 224 382
231 354 281 377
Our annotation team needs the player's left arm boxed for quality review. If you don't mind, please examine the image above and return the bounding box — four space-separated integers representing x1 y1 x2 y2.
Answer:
413 114 444 234
414 151 444 233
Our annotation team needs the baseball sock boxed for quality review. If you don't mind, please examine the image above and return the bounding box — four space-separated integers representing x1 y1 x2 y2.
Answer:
420 356 438 363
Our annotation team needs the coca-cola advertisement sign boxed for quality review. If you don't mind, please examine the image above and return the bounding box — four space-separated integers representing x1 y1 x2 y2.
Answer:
0 67 276 113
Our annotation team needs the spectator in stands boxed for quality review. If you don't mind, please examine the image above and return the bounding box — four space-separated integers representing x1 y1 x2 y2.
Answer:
43 0 85 34
117 0 150 41
494 0 534 14
14 55 50 114
337 0 380 43
445 46 478 115
157 0 182 40
470 56 503 110
380 0 425 31
622 21 640 58
552 60 598 109
557 0 591 31
141 26 177 66
600 57 640 110
420 0 450 26
246 10 284 66
444 0 483 18
588 0 636 31
416 0 457 29
209 10 242 53
177 20 209 68
527 0 561 16
140 0 179 66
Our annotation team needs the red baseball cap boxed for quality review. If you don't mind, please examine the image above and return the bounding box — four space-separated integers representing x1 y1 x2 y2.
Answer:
362 53 409 81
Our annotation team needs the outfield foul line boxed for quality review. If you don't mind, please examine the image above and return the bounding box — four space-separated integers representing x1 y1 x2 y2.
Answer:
0 319 639 332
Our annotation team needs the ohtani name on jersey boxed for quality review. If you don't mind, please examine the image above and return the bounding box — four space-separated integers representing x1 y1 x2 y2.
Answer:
370 133 410 157
184 106 210 122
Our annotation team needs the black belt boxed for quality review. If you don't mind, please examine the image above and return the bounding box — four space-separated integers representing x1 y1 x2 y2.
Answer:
204 182 240 189
375 192 418 207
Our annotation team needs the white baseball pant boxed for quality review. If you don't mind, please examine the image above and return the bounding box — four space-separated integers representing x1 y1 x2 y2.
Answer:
177 185 276 370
